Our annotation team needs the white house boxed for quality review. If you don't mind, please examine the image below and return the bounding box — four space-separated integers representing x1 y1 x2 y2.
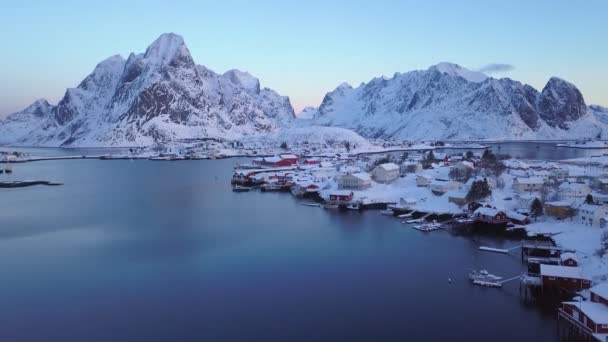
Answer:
550 167 569 180
372 163 400 183
430 179 463 195
416 175 433 187
531 170 551 183
337 172 372 190
559 182 591 199
577 204 608 228
513 177 544 193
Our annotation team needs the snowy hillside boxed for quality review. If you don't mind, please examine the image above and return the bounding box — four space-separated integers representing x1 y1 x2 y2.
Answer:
310 62 607 141
0 33 295 147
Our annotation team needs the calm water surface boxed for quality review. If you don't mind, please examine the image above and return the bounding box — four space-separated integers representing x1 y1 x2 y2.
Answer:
0 144 598 341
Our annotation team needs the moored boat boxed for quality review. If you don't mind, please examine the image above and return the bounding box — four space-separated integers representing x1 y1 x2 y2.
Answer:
232 185 252 192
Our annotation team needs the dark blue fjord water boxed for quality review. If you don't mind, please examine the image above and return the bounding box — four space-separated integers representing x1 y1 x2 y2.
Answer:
0 145 593 341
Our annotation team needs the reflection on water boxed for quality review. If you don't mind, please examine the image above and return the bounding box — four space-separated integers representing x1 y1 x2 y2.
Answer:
0 147 570 341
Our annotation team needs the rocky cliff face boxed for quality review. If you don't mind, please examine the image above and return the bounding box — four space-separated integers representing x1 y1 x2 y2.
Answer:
310 63 600 140
0 33 295 147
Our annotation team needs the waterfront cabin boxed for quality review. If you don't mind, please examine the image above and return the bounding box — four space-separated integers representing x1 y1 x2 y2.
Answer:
291 182 320 197
253 155 299 167
558 286 608 340
506 210 530 225
577 204 608 228
559 301 608 338
372 163 400 183
279 154 300 166
416 175 433 187
473 207 508 224
513 177 544 193
560 252 579 267
544 201 576 220
540 264 591 293
559 182 592 200
591 283 608 305
337 172 372 190
328 190 354 204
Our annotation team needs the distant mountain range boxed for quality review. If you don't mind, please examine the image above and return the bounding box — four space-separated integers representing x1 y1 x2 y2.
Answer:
0 33 294 147
1 34 606 146
306 62 606 140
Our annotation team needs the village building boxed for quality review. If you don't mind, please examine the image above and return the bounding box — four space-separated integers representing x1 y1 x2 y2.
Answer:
559 182 592 199
253 154 300 167
544 201 576 220
577 204 608 228
400 161 422 175
447 190 469 206
506 210 530 225
531 170 551 183
291 182 320 198
473 207 508 224
430 179 463 195
558 284 608 339
560 252 579 267
540 264 591 292
449 161 475 181
416 175 433 187
513 177 544 193
328 190 354 204
371 163 400 183
337 172 372 190
550 167 569 180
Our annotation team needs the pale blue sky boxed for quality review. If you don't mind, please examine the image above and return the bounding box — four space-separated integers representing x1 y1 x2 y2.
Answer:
0 0 606 114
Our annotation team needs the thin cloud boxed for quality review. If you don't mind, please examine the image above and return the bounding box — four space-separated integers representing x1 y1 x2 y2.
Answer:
478 63 515 74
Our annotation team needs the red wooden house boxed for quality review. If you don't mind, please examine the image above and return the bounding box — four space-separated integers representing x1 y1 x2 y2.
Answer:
540 264 591 293
328 190 354 204
560 252 579 267
473 207 508 224
558 283 608 338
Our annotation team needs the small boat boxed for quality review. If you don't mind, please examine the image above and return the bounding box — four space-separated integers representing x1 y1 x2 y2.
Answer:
468 270 503 288
232 185 252 192
322 203 339 209
381 209 394 216
346 204 361 211
412 222 441 232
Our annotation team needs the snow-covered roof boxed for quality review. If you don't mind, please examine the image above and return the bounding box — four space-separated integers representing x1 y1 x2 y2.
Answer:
563 301 608 324
559 182 590 190
351 172 371 181
540 264 587 280
515 177 544 185
506 211 527 221
280 154 298 159
474 207 503 217
264 156 282 163
545 201 572 207
330 190 353 196
560 252 578 262
591 283 608 300
376 163 399 171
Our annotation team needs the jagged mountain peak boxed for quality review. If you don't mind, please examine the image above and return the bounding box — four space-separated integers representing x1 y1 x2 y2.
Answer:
312 65 601 141
429 62 488 83
0 33 295 147
143 32 193 67
223 69 260 95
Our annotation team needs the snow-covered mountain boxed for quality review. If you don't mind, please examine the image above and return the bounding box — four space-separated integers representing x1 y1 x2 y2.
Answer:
0 33 295 147
309 62 606 140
